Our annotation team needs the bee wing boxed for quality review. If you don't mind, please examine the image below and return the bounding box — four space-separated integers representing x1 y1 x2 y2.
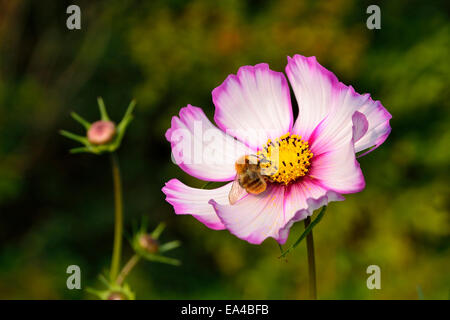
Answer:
228 177 248 205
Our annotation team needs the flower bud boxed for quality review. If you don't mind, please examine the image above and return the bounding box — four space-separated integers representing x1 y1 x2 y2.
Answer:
107 291 127 300
87 120 116 145
138 234 159 254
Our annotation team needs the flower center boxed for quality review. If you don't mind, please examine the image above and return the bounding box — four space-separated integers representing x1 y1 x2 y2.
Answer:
257 133 313 185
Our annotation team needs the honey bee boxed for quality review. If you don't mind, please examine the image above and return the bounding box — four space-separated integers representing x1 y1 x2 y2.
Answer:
228 154 268 205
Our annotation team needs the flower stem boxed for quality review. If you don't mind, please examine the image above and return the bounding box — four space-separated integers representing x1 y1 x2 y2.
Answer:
110 153 123 282
304 216 317 300
116 254 140 286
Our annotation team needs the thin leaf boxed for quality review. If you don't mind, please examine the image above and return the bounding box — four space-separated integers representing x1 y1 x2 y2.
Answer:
115 100 135 135
137 249 180 265
201 181 215 189
98 274 111 287
122 99 136 120
70 112 91 130
85 287 104 299
146 254 181 266
59 130 88 144
159 240 181 253
140 215 149 233
151 222 166 239
279 206 327 258
97 97 110 121
70 147 93 154
114 114 134 148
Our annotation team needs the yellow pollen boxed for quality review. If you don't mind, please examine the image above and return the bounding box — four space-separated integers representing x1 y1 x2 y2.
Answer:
257 133 313 185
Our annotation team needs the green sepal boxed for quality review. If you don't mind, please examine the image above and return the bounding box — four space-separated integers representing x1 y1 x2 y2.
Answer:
70 112 91 130
159 240 181 253
97 97 110 121
59 130 89 145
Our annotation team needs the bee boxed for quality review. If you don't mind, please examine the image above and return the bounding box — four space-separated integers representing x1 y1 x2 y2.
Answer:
228 154 268 205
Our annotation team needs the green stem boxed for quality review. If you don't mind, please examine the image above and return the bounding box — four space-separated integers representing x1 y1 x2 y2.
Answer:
110 153 123 282
304 216 317 300
116 254 140 286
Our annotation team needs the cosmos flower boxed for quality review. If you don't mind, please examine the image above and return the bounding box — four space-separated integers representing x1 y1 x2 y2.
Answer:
162 54 391 245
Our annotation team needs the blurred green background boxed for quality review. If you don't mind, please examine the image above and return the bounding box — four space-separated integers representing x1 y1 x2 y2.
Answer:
0 0 448 299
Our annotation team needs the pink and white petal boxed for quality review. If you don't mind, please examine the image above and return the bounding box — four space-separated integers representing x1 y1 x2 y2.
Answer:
308 138 366 194
162 179 232 230
306 84 371 156
165 105 253 182
287 54 391 155
286 55 341 141
303 96 366 195
212 63 293 149
354 98 392 156
209 185 286 245
352 111 369 143
279 177 344 243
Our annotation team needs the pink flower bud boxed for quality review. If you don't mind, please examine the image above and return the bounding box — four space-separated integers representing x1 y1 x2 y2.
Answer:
138 234 159 254
107 292 127 300
87 121 116 145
